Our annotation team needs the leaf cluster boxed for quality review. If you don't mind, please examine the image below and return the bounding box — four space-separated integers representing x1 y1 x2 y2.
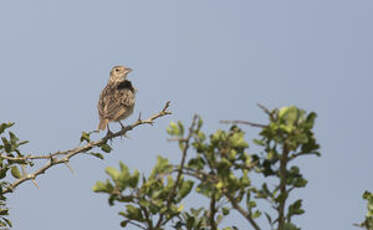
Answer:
93 156 194 229
0 122 30 229
356 191 373 230
95 105 322 230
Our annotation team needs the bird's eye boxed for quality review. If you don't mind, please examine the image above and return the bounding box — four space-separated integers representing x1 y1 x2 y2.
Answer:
115 69 119 72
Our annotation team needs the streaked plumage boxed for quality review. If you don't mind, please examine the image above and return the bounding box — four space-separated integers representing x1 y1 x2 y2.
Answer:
97 65 136 132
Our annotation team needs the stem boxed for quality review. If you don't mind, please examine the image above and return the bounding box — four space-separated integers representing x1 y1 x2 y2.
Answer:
155 115 198 229
210 192 217 230
224 191 261 230
277 143 290 230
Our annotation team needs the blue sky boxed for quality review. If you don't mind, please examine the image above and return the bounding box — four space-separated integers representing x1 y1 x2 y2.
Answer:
0 1 372 229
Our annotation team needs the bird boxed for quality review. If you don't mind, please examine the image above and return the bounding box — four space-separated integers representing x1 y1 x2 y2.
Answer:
97 65 136 135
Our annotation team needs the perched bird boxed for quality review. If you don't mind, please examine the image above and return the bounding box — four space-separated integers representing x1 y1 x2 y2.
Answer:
97 65 136 134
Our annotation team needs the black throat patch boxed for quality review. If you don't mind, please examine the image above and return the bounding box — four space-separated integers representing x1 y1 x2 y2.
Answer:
117 80 135 92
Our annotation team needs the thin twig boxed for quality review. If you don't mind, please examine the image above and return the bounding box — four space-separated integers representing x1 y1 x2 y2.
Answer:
179 167 261 230
2 101 172 195
223 191 261 230
257 103 271 116
127 220 146 230
289 151 319 161
220 120 266 128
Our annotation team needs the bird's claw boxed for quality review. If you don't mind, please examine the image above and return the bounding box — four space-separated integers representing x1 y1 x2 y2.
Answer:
105 129 114 138
119 121 126 129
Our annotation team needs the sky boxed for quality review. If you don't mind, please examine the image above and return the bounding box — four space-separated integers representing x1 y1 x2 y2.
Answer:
0 0 372 229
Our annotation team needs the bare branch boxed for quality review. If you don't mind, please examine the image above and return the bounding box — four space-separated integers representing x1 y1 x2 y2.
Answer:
289 151 320 161
127 220 147 230
257 103 271 116
2 101 172 195
220 120 266 128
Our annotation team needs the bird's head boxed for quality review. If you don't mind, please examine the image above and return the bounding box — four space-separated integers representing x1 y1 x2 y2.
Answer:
109 65 132 84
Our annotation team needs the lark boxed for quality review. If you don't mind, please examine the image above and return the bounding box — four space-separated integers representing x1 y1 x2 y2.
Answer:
97 65 136 134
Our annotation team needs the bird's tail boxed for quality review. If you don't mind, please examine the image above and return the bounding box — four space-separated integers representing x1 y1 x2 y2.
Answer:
98 119 108 131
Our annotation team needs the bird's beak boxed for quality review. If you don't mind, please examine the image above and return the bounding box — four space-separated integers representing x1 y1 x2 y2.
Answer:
126 68 133 74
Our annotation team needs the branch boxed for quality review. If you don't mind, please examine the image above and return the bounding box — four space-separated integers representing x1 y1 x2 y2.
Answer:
180 167 261 230
155 115 198 229
289 151 320 161
127 220 147 230
209 192 217 230
257 103 271 116
220 120 266 128
223 191 261 230
2 101 172 195
277 143 290 230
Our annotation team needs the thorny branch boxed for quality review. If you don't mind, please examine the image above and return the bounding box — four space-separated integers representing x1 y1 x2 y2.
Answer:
2 101 172 195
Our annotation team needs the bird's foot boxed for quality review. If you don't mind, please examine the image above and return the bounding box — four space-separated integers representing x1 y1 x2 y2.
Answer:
105 124 114 138
119 121 126 129
104 130 114 144
105 129 114 137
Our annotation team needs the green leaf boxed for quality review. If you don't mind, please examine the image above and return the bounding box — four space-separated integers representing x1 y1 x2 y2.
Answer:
80 131 90 143
92 181 106 193
284 222 300 230
293 177 308 188
16 140 29 147
120 220 129 227
177 204 184 212
125 204 143 221
253 138 265 146
150 156 171 179
128 170 140 188
288 199 305 218
167 122 180 136
106 167 120 181
92 180 114 193
0 123 14 134
222 207 230 215
177 121 184 136
1 138 11 153
177 180 194 201
8 132 18 145
100 144 112 153
230 132 249 149
89 152 104 160
188 156 205 170
278 106 304 133
10 166 21 179
0 168 8 180
251 210 261 219
197 116 203 130
305 112 317 129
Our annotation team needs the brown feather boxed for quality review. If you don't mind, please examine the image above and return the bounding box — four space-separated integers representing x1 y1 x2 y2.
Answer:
97 76 136 131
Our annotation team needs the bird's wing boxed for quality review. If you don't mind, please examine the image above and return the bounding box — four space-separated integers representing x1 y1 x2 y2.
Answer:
102 88 135 120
